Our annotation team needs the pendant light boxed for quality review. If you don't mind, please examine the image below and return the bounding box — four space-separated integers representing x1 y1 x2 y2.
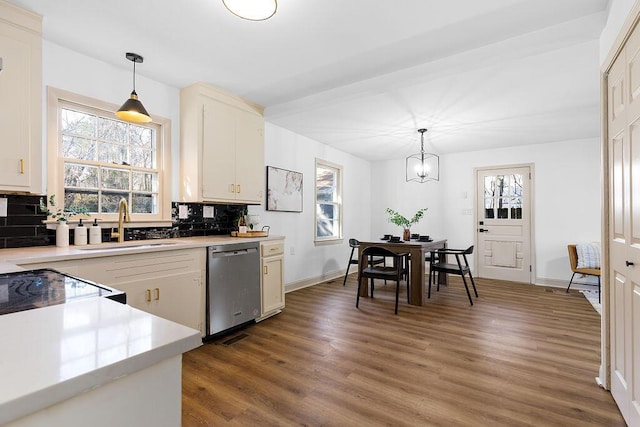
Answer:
406 128 439 183
222 0 277 21
116 52 152 124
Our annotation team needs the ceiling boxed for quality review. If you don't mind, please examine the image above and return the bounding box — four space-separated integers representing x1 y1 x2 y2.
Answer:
7 0 609 161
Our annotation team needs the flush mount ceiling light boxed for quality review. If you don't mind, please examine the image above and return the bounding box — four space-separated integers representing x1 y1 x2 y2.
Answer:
406 128 439 183
115 52 151 124
222 0 277 21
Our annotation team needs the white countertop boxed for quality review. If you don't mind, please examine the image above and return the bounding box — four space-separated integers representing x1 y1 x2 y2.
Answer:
0 297 202 425
0 235 284 268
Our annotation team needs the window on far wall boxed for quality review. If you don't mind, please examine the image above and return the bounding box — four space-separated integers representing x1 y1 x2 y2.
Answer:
315 159 343 243
47 87 172 222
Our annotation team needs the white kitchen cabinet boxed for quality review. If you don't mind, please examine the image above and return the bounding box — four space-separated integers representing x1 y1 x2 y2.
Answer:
181 82 265 204
115 271 201 332
0 2 42 194
19 248 206 335
260 240 285 318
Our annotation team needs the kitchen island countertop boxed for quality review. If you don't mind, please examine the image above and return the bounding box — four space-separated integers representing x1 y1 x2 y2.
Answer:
0 296 201 425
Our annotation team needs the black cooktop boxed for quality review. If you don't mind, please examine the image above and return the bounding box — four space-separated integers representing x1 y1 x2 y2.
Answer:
0 268 126 316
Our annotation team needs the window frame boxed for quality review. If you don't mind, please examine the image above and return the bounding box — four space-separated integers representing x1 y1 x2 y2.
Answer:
314 158 343 244
47 86 172 224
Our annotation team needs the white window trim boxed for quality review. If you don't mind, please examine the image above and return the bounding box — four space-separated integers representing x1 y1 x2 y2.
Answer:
46 86 173 226
314 158 343 244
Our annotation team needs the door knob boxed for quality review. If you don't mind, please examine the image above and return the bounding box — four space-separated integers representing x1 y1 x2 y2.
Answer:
626 260 634 267
479 228 489 233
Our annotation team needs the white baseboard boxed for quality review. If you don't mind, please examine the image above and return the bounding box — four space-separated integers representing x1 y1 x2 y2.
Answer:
284 269 345 293
284 271 599 293
534 276 599 291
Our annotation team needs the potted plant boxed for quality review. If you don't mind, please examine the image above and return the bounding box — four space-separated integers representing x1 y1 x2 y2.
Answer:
386 208 427 241
40 195 90 247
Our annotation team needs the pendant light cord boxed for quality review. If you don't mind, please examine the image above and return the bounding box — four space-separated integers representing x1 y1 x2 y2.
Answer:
132 60 136 93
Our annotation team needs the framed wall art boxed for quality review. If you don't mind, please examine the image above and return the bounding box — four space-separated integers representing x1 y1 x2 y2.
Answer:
266 166 303 212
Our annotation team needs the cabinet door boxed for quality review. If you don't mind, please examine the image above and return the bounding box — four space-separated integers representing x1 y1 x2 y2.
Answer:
235 111 265 204
115 271 202 332
202 99 237 201
0 22 40 191
261 255 284 315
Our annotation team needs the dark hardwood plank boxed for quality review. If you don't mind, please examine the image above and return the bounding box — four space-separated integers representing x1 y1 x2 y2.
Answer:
182 275 624 426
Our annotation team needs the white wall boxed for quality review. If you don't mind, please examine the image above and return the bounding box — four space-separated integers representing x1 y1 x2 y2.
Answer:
370 159 444 239
248 123 372 288
370 138 601 284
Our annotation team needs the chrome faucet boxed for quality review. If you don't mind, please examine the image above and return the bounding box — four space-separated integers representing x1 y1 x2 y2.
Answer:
111 198 130 243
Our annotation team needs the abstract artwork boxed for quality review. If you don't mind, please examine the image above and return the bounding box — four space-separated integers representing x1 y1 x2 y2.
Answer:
266 166 303 212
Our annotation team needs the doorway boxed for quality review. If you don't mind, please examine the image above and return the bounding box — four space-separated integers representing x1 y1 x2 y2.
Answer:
475 165 533 283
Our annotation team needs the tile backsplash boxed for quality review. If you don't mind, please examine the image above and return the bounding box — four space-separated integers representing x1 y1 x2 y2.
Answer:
0 194 49 249
0 194 248 248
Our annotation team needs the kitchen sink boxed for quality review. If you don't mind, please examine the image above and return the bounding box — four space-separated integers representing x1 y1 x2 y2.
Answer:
76 242 178 251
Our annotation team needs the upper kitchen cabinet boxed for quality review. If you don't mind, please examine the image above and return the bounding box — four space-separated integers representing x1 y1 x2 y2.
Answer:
0 1 42 194
180 82 265 204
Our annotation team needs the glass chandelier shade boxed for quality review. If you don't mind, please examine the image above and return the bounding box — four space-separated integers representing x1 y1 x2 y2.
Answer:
116 53 152 124
222 0 277 21
406 128 439 183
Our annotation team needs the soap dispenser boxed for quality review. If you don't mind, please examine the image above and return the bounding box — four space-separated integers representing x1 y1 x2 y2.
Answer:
74 218 87 246
89 219 102 245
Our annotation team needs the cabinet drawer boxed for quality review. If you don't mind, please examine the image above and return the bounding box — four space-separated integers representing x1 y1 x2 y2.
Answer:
261 241 284 257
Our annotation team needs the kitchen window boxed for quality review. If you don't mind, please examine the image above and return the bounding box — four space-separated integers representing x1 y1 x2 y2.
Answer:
315 159 343 243
47 87 172 223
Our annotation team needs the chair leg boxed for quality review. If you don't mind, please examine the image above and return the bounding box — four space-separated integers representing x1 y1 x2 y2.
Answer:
406 272 410 304
356 273 361 308
395 280 400 315
598 276 601 304
468 272 478 298
428 268 433 299
461 274 474 306
342 263 351 286
566 272 576 293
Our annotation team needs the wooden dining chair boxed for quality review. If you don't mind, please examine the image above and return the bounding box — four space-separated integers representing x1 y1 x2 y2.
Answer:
343 238 385 286
356 246 409 314
428 246 478 305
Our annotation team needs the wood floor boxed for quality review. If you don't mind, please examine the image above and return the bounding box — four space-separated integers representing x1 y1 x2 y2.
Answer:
182 274 625 426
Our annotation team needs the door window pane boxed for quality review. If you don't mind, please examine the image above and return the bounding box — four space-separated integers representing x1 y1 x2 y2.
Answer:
484 174 524 220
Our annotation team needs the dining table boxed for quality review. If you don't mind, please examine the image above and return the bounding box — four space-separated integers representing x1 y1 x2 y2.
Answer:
358 238 447 306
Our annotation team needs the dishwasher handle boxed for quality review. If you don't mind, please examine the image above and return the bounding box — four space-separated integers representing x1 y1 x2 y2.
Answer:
210 247 258 258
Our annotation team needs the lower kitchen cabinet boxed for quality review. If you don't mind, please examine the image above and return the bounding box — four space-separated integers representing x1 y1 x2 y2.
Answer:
19 248 206 335
260 240 285 318
113 271 201 333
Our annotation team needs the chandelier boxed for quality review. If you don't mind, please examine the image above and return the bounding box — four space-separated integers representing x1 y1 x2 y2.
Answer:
406 128 439 183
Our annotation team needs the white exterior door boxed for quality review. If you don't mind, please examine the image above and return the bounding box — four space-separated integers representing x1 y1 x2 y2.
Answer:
607 19 640 426
476 165 532 283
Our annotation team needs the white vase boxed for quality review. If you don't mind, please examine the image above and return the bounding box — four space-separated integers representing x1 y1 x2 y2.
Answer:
56 221 69 247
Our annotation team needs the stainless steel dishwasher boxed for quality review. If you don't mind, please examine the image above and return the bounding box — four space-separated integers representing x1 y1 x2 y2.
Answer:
207 241 260 337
